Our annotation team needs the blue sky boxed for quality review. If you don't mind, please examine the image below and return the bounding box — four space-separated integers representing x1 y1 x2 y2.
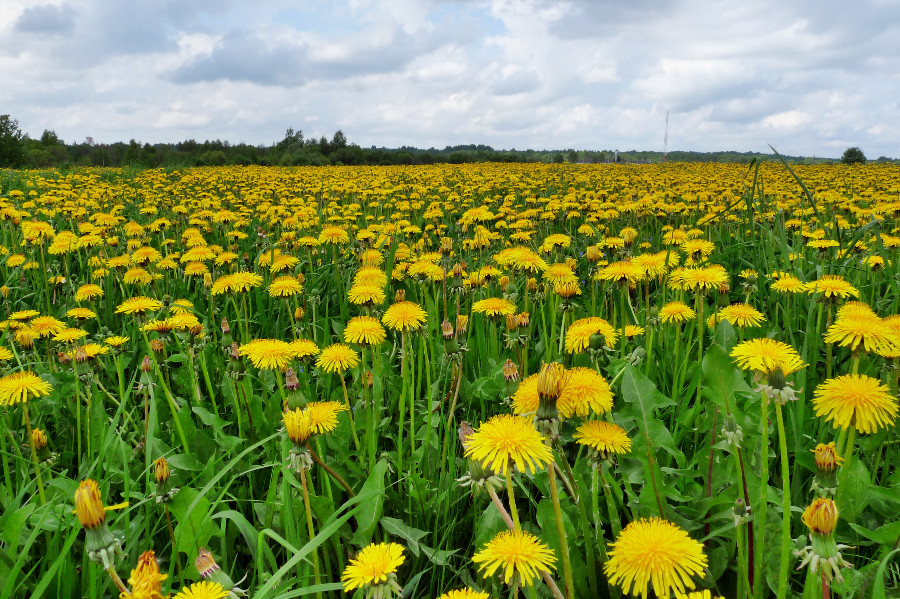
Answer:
1 0 898 157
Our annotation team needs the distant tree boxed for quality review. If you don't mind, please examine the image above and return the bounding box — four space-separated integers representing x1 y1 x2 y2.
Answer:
552 153 564 164
0 114 27 168
841 147 867 165
40 130 62 146
331 130 347 151
567 149 578 163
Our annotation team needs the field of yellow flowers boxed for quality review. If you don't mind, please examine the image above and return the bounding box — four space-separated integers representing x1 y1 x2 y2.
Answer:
2 161 900 599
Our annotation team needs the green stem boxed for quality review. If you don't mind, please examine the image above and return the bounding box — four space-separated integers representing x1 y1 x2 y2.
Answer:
23 405 47 505
754 390 769 599
506 472 521 532
775 402 792 598
299 466 323 599
547 447 575 599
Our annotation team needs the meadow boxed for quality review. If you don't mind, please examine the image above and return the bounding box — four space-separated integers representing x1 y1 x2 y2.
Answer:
1 161 899 599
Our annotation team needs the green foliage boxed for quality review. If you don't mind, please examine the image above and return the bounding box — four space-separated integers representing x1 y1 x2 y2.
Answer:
841 146 867 165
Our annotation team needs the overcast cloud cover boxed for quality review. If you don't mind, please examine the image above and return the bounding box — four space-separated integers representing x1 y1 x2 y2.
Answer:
1 0 898 157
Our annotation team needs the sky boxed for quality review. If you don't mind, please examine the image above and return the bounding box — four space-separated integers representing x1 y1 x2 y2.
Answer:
1 0 899 158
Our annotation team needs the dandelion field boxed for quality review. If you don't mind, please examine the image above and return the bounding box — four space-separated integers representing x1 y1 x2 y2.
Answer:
2 161 900 598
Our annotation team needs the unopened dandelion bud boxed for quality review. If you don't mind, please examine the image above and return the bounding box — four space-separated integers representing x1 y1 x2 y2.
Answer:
440 237 453 255
75 479 125 569
733 498 748 527
537 362 564 400
18 331 34 350
221 318 231 335
199 551 240 593
127 550 167 598
441 319 454 340
516 312 530 328
527 277 538 292
503 359 519 382
586 245 601 264
767 366 786 391
284 368 300 391
294 306 304 320
141 355 153 373
203 272 213 289
589 331 606 350
452 262 466 279
803 498 838 535
0 285 8 298
721 412 743 447
196 547 221 578
74 346 89 363
795 497 852 583
295 272 305 285
362 370 374 388
565 257 577 271
456 315 469 336
814 442 842 473
498 275 510 292
154 457 170 483
505 313 518 332
150 339 165 354
394 289 406 302
32 427 48 451
57 351 71 365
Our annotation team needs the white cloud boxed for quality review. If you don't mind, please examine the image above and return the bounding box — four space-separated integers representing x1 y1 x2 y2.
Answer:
0 0 898 157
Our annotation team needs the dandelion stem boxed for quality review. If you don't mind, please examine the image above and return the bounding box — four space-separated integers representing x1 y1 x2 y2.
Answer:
547 446 575 599
23 405 46 505
299 466 323 599
775 401 793 598
506 471 521 533
339 375 362 454
753 389 769 599
307 444 355 497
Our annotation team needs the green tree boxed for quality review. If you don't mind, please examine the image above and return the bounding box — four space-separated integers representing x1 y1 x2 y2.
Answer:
841 146 866 165
0 114 27 168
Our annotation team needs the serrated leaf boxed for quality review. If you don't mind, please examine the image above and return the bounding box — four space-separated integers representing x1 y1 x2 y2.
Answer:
381 517 428 557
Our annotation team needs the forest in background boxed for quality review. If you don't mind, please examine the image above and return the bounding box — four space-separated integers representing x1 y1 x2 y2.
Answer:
1 114 896 169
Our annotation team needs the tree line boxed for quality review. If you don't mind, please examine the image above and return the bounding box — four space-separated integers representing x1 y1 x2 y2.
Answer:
0 114 892 169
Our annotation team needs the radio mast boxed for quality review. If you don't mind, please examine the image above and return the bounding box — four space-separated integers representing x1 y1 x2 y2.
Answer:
663 111 669 163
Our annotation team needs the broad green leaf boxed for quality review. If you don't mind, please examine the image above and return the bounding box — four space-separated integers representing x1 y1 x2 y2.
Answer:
351 459 387 546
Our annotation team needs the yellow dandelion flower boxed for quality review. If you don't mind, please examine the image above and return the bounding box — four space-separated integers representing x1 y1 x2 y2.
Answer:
268 276 303 297
659 302 696 324
348 284 386 306
116 296 163 316
341 542 405 592
211 272 263 295
464 414 553 475
472 297 517 317
730 338 805 376
382 301 427 331
28 316 66 338
289 338 320 360
472 530 556 586
316 344 359 373
238 339 295 370
605 518 708 599
813 374 898 434
437 589 490 599
171 581 229 599
824 314 900 355
564 317 618 353
0 371 53 406
344 316 387 346
75 284 104 301
574 420 632 455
